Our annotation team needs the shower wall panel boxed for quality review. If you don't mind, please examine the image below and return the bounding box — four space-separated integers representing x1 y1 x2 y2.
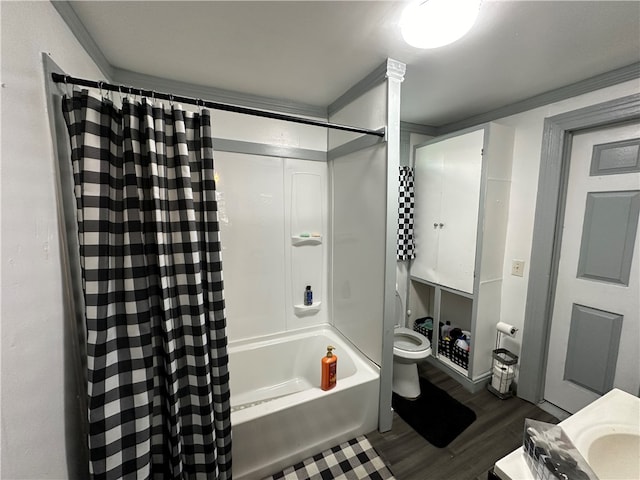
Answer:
216 152 288 341
216 152 328 343
331 144 387 365
329 81 389 366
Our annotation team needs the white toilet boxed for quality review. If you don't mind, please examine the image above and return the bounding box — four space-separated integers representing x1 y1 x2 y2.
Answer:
393 292 432 398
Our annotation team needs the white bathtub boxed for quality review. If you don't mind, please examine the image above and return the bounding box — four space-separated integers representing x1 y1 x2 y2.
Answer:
228 324 380 479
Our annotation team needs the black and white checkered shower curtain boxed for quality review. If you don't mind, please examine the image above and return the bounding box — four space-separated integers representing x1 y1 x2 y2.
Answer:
62 90 231 480
397 166 416 260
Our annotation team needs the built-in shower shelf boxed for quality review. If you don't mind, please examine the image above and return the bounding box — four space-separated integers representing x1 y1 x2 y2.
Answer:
293 302 321 316
291 235 322 246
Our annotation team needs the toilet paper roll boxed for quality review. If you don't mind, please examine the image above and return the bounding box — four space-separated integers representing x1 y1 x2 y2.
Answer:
496 322 518 337
491 369 514 393
493 364 515 377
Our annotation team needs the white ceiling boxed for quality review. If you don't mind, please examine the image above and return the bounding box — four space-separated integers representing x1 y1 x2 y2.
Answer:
68 1 640 127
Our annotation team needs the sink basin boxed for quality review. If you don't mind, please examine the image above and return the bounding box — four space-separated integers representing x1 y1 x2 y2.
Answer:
587 431 640 479
494 389 640 480
566 390 640 480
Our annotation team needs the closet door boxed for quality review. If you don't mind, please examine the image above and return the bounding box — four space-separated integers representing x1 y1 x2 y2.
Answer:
437 129 484 293
413 141 444 284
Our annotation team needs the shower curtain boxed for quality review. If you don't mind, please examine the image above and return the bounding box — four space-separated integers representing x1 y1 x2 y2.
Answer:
62 90 231 480
397 166 416 260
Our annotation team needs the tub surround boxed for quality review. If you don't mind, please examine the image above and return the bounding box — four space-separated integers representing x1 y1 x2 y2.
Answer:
229 324 380 479
494 389 640 479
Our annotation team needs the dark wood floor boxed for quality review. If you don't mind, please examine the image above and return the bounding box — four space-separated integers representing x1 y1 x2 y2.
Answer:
367 362 558 480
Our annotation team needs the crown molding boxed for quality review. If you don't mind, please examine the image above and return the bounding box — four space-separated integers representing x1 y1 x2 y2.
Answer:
400 121 438 136
328 59 406 117
327 131 385 162
437 62 640 135
112 68 327 119
50 0 114 80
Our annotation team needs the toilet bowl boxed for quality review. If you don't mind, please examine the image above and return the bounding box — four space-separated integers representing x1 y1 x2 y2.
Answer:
393 327 432 398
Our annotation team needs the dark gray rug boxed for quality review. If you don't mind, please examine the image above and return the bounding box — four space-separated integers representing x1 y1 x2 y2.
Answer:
392 377 476 448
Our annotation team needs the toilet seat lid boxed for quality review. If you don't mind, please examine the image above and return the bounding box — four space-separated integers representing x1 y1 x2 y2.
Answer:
394 327 431 352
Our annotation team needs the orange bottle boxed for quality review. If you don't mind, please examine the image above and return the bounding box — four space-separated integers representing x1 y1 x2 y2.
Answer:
321 345 338 391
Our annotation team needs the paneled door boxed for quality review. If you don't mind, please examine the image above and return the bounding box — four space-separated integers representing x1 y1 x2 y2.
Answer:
544 122 640 414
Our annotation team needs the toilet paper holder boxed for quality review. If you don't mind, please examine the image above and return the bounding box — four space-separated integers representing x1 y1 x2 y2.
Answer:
487 321 519 398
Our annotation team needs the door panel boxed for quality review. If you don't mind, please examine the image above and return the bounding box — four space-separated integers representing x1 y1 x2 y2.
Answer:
544 122 640 413
563 304 624 395
576 191 640 285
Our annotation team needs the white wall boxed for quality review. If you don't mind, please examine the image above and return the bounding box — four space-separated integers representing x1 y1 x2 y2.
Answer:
1 2 105 478
498 79 640 355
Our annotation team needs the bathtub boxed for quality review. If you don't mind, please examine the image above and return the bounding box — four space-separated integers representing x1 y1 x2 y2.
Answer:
228 324 380 479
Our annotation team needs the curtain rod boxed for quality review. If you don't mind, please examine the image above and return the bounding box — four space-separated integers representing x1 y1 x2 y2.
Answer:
51 73 386 138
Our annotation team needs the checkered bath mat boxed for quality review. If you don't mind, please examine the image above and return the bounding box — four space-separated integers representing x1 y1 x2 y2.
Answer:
264 436 395 480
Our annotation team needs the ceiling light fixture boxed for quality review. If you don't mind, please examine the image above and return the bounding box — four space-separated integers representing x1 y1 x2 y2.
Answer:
400 0 482 49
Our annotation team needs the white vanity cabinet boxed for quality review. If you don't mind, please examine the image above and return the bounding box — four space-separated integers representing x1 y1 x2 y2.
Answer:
409 122 514 388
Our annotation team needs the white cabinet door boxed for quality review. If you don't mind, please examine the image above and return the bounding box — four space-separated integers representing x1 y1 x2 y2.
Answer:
438 130 483 293
413 129 484 294
412 141 444 285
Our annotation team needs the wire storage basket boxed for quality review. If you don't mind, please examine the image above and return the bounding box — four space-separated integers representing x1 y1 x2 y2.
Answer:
438 336 469 369
488 348 518 399
414 318 470 369
413 317 433 342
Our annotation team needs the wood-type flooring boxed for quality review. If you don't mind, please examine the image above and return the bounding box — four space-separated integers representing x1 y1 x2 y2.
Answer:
367 362 558 480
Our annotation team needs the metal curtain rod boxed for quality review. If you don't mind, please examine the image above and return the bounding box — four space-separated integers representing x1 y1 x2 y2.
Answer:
51 73 386 138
